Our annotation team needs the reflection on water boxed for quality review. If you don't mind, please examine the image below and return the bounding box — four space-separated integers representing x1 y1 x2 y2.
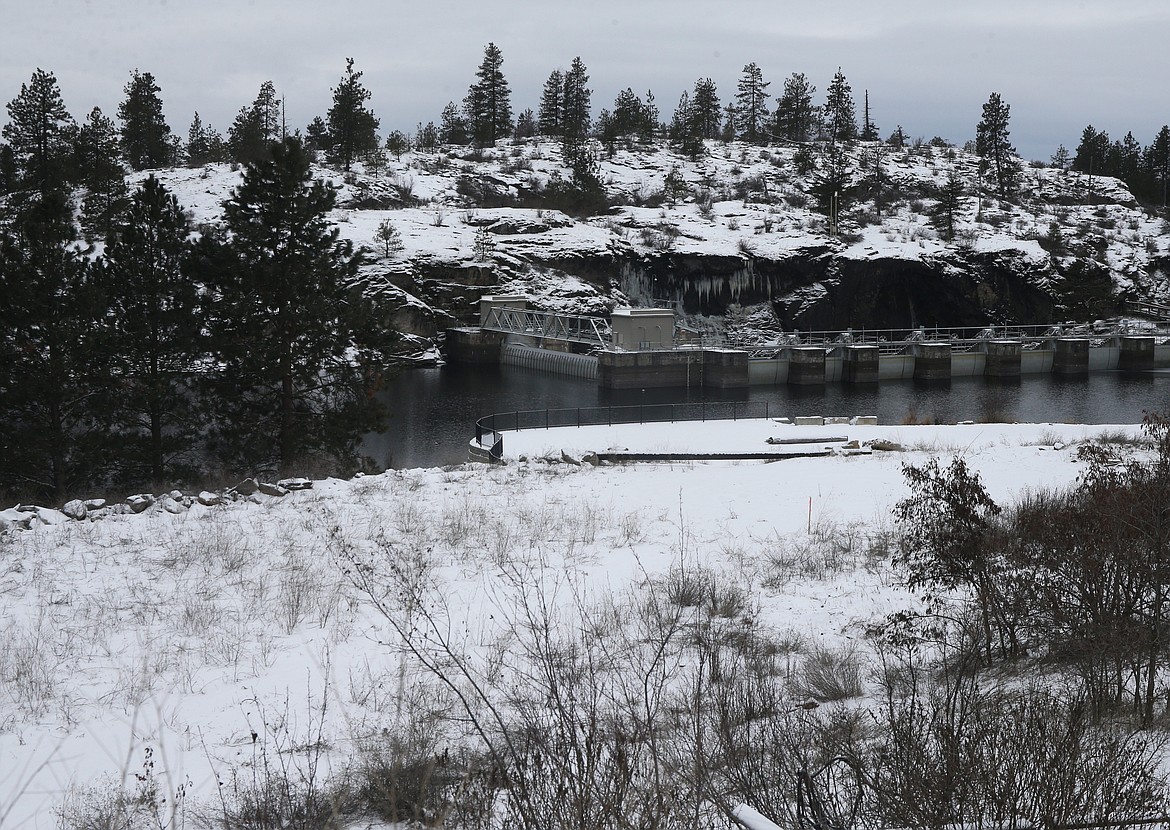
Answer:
363 364 1170 470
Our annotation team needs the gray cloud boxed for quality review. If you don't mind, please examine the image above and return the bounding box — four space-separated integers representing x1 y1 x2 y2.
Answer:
2 1 1168 160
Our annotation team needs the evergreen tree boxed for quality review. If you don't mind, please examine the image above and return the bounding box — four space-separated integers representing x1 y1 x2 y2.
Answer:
74 106 130 242
561 57 592 143
98 176 203 484
887 125 907 148
691 78 721 140
734 62 770 143
415 121 439 153
823 68 857 143
975 92 1020 199
3 68 76 198
0 193 105 502
0 144 16 195
327 58 379 171
439 101 467 144
118 69 171 170
464 42 513 146
1050 144 1072 170
860 90 879 141
669 91 704 159
859 141 888 217
1073 125 1110 176
229 81 283 165
594 109 617 153
774 72 818 143
305 116 332 156
930 172 968 241
1112 131 1142 186
810 143 854 227
538 69 565 136
210 137 384 473
385 130 410 161
612 88 644 138
513 108 537 140
720 103 737 143
639 90 659 142
1146 125 1170 208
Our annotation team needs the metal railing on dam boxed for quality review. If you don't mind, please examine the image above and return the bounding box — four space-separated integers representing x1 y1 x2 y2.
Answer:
742 321 1170 358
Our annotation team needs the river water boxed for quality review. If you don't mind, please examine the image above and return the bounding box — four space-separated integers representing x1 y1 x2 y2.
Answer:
362 364 1170 469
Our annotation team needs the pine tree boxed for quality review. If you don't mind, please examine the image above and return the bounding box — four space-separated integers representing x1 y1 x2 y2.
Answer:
1050 144 1072 170
734 62 770 143
823 68 857 143
0 144 16 195
385 130 410 161
720 103 737 143
415 121 439 153
691 78 721 140
210 137 384 473
327 58 379 171
774 72 817 143
930 172 968 241
0 193 105 501
1073 125 1111 175
3 68 76 198
538 70 565 136
187 112 210 166
612 88 644 138
98 176 203 484
118 69 171 170
974 92 1020 199
640 90 659 142
74 106 130 242
1147 125 1170 208
513 108 537 140
669 91 704 159
305 116 332 156
374 218 403 258
464 42 513 146
1112 131 1142 186
561 57 592 143
439 102 467 145
229 81 283 165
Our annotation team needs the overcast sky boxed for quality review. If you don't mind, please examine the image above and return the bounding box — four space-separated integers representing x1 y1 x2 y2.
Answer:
2 1 1168 161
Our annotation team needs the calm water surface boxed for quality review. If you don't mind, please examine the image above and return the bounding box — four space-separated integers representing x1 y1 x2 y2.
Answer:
363 365 1170 469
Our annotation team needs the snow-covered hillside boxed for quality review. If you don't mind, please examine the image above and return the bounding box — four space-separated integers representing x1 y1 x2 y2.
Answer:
139 138 1170 359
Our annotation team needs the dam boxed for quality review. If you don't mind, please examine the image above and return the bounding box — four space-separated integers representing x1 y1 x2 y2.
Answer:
444 295 1170 391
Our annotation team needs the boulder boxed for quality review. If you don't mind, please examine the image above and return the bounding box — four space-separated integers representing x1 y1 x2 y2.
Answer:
869 439 904 452
62 499 88 521
582 452 600 466
232 477 260 496
560 450 581 466
35 507 67 525
258 482 289 497
1 508 34 531
126 493 155 513
84 498 107 511
160 495 186 514
277 477 313 491
197 491 223 507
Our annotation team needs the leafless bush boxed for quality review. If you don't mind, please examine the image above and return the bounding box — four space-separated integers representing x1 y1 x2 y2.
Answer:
791 645 865 702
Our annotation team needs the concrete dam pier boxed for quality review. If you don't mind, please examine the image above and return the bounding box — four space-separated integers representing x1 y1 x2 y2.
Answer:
445 296 1170 390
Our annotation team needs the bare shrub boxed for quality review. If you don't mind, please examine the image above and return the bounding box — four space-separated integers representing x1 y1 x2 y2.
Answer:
791 645 864 702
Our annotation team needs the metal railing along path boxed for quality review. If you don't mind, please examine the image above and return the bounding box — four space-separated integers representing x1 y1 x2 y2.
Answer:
472 400 775 463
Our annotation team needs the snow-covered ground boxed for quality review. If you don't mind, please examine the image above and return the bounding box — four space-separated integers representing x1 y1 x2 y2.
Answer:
0 418 1142 828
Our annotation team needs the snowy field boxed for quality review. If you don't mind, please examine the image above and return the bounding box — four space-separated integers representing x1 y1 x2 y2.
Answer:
0 419 1147 828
